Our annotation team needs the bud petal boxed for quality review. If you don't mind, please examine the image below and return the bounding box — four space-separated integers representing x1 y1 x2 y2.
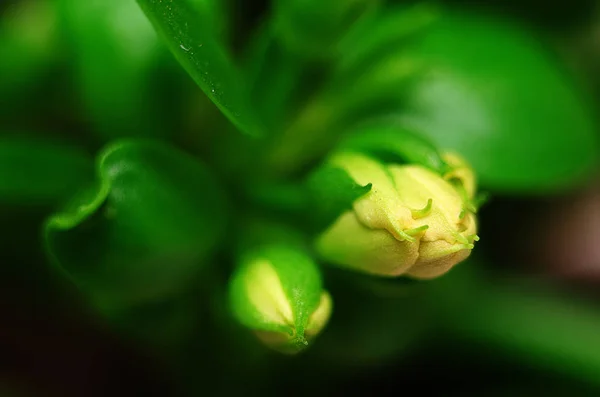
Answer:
316 211 419 276
442 151 477 200
229 245 331 354
305 291 333 338
244 259 295 327
328 152 416 242
316 152 478 278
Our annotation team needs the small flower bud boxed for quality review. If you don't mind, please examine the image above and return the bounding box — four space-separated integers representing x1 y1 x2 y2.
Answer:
316 152 478 279
229 245 332 354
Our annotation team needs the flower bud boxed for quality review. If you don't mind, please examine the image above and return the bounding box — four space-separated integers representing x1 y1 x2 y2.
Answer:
315 152 478 279
229 245 332 354
442 151 476 200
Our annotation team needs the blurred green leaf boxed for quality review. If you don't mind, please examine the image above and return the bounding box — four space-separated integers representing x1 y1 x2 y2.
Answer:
324 4 439 118
0 135 93 206
226 23 321 180
335 2 439 75
0 0 59 103
396 11 599 193
45 139 228 314
242 5 437 178
216 0 230 34
60 0 181 141
261 40 428 177
273 0 381 60
244 24 304 135
137 0 263 137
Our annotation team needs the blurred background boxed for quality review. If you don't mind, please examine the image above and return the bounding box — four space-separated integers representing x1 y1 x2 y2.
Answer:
1 0 600 396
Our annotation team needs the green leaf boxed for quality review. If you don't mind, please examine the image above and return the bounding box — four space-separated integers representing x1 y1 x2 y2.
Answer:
397 10 599 193
335 2 439 75
44 139 228 313
323 3 439 117
137 0 263 137
306 164 372 232
244 23 305 135
59 0 178 140
0 135 93 206
252 4 438 178
273 0 381 60
0 0 59 102
337 117 448 173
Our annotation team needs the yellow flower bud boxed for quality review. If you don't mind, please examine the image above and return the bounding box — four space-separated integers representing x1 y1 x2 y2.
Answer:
316 152 478 279
253 289 333 354
229 245 332 354
442 151 477 201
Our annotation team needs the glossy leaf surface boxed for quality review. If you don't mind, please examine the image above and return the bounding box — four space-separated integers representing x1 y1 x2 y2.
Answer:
45 139 227 312
306 164 372 232
397 11 599 192
138 0 262 137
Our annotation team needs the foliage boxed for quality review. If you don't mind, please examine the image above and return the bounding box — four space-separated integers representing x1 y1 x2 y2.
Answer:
1 0 599 395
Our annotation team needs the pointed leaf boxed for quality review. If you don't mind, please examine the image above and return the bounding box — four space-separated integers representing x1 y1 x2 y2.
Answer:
137 0 262 137
273 0 380 60
306 163 372 232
